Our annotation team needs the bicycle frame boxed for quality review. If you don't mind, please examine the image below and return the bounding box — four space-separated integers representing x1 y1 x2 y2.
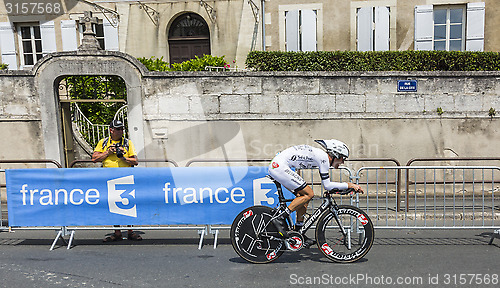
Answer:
268 177 348 240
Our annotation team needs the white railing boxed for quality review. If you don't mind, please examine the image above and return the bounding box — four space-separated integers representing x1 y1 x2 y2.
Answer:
73 104 109 149
72 104 128 148
204 66 248 72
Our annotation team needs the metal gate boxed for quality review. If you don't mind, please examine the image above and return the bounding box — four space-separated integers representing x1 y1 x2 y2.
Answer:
353 166 499 229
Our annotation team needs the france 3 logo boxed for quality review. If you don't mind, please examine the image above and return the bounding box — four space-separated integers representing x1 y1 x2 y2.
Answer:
253 176 283 206
107 175 137 217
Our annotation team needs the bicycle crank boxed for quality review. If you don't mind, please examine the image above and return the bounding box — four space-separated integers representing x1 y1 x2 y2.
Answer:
284 232 304 251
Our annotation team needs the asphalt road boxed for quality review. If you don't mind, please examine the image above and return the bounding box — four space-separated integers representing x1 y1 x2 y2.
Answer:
0 228 499 288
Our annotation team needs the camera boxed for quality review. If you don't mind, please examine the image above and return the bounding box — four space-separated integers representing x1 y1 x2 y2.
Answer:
114 143 124 158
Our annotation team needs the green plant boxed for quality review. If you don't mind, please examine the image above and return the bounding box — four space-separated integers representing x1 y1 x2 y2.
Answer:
436 107 444 116
137 56 170 71
64 75 127 125
245 51 500 71
0 63 8 70
170 55 227 71
489 107 496 118
137 55 227 71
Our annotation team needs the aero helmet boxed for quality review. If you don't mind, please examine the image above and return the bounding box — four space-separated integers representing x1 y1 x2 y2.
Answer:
314 139 350 159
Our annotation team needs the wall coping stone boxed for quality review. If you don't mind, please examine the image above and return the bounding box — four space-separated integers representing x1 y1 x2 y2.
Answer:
32 50 150 76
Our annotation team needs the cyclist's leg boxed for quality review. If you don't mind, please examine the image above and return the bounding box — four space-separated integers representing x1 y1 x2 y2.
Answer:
289 186 316 247
269 160 314 235
288 185 314 220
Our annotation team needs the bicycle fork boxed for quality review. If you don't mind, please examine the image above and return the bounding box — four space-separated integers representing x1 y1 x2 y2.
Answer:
330 205 352 250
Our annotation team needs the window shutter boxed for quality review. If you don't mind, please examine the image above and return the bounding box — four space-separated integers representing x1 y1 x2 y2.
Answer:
374 7 390 51
301 10 317 52
61 20 77 51
466 2 485 51
103 19 119 51
40 21 57 55
285 10 299 52
357 7 373 51
0 22 17 69
414 5 434 50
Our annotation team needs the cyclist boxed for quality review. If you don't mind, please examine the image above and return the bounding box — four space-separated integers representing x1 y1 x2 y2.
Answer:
268 139 363 247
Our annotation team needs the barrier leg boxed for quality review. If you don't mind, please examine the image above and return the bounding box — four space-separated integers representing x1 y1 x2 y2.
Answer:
209 226 219 249
198 226 207 250
50 230 63 251
50 227 75 251
67 230 75 249
488 229 500 245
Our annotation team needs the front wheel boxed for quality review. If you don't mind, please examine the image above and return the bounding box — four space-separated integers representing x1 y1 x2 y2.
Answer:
230 206 285 264
315 205 374 263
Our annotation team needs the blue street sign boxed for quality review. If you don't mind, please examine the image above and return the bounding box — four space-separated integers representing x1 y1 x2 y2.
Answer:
397 80 417 92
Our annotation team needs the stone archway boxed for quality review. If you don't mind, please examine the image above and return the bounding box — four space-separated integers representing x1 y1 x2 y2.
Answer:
168 13 211 63
33 50 147 167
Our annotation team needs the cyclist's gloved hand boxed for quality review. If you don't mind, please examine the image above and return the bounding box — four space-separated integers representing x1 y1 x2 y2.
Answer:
347 183 364 194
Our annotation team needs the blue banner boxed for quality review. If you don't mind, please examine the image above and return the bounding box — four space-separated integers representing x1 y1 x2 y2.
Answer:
6 167 295 227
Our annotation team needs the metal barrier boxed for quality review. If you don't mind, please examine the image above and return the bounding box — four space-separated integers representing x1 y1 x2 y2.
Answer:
2 159 499 249
355 166 499 229
406 157 500 166
1 160 63 229
404 158 500 212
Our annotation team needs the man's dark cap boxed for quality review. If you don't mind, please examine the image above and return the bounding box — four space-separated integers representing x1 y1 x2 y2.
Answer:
109 119 124 128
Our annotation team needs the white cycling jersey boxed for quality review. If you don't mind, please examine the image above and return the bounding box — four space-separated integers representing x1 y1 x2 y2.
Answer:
268 145 348 193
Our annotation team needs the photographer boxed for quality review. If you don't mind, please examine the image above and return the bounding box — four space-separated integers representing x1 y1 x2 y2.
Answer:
92 119 140 242
92 120 138 168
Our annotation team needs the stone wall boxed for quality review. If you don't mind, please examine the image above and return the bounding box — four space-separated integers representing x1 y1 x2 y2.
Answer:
1 66 500 168
0 71 44 163
141 71 500 167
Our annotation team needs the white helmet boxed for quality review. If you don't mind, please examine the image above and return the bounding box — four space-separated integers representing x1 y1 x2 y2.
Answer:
314 139 350 159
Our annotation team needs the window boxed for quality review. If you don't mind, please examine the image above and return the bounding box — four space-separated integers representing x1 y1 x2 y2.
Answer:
168 13 211 64
357 6 390 51
0 21 56 69
18 25 43 66
414 2 485 51
285 9 317 52
433 7 465 51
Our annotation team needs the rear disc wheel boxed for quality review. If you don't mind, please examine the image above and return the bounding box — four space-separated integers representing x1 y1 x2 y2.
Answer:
230 206 285 264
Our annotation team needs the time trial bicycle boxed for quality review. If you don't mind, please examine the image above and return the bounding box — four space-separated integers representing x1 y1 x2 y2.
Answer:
230 176 374 264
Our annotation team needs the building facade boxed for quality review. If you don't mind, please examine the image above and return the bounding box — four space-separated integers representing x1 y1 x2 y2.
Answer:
0 0 497 71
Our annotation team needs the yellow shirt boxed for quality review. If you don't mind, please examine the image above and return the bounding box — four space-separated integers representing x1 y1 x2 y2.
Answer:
94 137 137 167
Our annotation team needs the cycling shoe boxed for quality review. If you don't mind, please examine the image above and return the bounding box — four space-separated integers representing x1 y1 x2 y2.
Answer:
272 215 289 238
303 236 317 249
